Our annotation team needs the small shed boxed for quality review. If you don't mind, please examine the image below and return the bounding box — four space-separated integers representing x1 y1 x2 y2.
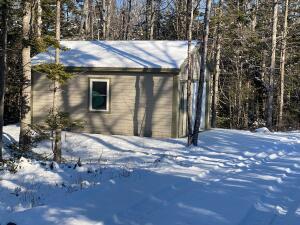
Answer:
32 41 209 138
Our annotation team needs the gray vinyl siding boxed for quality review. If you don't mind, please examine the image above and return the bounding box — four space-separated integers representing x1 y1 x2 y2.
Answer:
32 71 175 138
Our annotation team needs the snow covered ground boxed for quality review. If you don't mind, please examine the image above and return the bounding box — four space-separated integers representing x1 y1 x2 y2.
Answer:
1 125 300 225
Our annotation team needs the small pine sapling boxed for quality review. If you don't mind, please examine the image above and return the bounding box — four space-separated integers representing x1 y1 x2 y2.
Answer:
33 63 84 163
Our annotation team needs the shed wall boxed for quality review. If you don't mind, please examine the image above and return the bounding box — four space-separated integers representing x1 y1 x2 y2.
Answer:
32 72 175 138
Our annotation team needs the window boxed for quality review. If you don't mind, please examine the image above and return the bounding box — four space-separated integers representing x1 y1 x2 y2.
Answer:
89 79 110 112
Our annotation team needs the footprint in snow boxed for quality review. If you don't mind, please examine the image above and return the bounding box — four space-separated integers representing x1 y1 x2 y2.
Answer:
238 156 247 161
237 162 249 168
294 163 300 169
268 185 281 192
191 171 208 181
276 177 283 184
295 207 300 216
256 152 268 159
285 168 292 173
268 153 278 160
278 150 285 156
275 205 288 215
244 151 256 157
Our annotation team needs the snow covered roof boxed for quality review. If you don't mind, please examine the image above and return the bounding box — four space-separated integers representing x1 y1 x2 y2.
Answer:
32 40 198 71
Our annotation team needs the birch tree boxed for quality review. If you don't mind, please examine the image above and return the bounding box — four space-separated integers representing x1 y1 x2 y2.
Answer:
19 0 32 151
278 0 289 128
80 0 89 38
103 0 112 39
53 0 62 162
36 0 42 39
89 0 94 39
192 0 212 146
145 0 151 39
148 0 160 40
107 0 113 39
267 0 279 129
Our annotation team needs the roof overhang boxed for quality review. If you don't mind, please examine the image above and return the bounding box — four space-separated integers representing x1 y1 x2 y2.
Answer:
64 66 180 74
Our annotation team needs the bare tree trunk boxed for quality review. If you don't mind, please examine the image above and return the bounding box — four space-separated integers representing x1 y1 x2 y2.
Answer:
233 79 237 127
89 0 94 39
37 0 42 39
261 50 266 81
244 81 250 128
267 0 279 129
192 0 212 146
237 61 242 128
54 0 62 163
278 0 289 129
85 1 89 37
155 0 161 38
149 0 156 40
211 0 223 128
205 65 211 129
102 0 107 38
80 0 89 39
55 0 60 65
102 0 112 39
146 0 152 39
96 0 104 40
186 0 194 146
106 0 112 39
174 0 185 39
125 0 132 40
207 5 217 61
53 128 61 161
261 50 266 118
251 0 258 32
121 9 126 39
0 1 8 161
229 94 232 129
19 0 32 151
175 1 179 39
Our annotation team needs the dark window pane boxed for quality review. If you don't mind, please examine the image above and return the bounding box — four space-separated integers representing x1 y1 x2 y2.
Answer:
93 82 107 95
91 81 108 110
92 95 107 110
